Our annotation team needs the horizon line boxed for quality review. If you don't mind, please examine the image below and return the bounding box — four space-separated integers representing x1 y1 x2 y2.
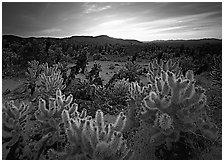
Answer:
2 33 222 42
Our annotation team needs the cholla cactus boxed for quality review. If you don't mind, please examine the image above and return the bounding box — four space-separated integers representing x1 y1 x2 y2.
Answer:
35 89 75 128
2 101 29 159
49 107 133 160
40 62 60 77
147 59 182 85
129 81 152 107
125 61 141 72
31 89 77 158
25 60 40 82
123 82 152 133
142 69 218 147
37 63 66 98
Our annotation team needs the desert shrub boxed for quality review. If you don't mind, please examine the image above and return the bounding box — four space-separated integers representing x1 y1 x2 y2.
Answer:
117 61 141 82
86 62 103 86
64 78 95 101
179 56 197 74
107 79 130 107
106 62 141 87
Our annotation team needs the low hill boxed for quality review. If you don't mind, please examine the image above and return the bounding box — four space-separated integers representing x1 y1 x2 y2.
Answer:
3 34 143 46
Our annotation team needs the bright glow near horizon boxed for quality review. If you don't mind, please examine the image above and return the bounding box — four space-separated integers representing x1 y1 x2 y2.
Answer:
2 2 222 41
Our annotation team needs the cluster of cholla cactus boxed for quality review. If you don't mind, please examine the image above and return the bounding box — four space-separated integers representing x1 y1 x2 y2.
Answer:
35 89 75 133
37 62 66 99
128 59 219 149
3 88 133 160
147 58 182 85
2 101 29 159
47 91 134 159
129 81 152 107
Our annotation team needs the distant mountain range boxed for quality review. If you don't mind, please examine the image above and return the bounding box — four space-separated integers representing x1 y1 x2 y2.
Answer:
2 34 221 47
2 34 143 46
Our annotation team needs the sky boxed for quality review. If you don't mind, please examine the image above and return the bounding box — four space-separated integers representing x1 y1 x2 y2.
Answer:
2 2 222 41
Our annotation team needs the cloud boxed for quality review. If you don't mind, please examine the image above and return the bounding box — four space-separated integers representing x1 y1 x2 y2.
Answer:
3 2 221 40
40 28 62 34
83 3 111 14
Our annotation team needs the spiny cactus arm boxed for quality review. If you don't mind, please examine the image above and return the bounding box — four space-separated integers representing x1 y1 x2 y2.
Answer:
167 59 182 77
143 91 161 109
40 62 52 76
81 120 96 156
95 109 105 132
166 71 190 104
47 98 57 117
108 132 123 153
62 110 80 145
104 123 114 142
35 99 50 121
129 82 151 105
113 112 126 132
118 141 134 160
185 70 194 81
154 72 170 95
55 90 73 113
155 77 163 93
181 87 206 109
180 80 195 100
139 103 157 122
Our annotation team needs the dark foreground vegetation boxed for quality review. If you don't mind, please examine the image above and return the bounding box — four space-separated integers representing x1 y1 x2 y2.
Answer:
2 35 222 160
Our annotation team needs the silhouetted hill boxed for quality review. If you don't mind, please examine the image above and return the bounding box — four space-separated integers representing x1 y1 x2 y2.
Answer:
3 34 143 46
